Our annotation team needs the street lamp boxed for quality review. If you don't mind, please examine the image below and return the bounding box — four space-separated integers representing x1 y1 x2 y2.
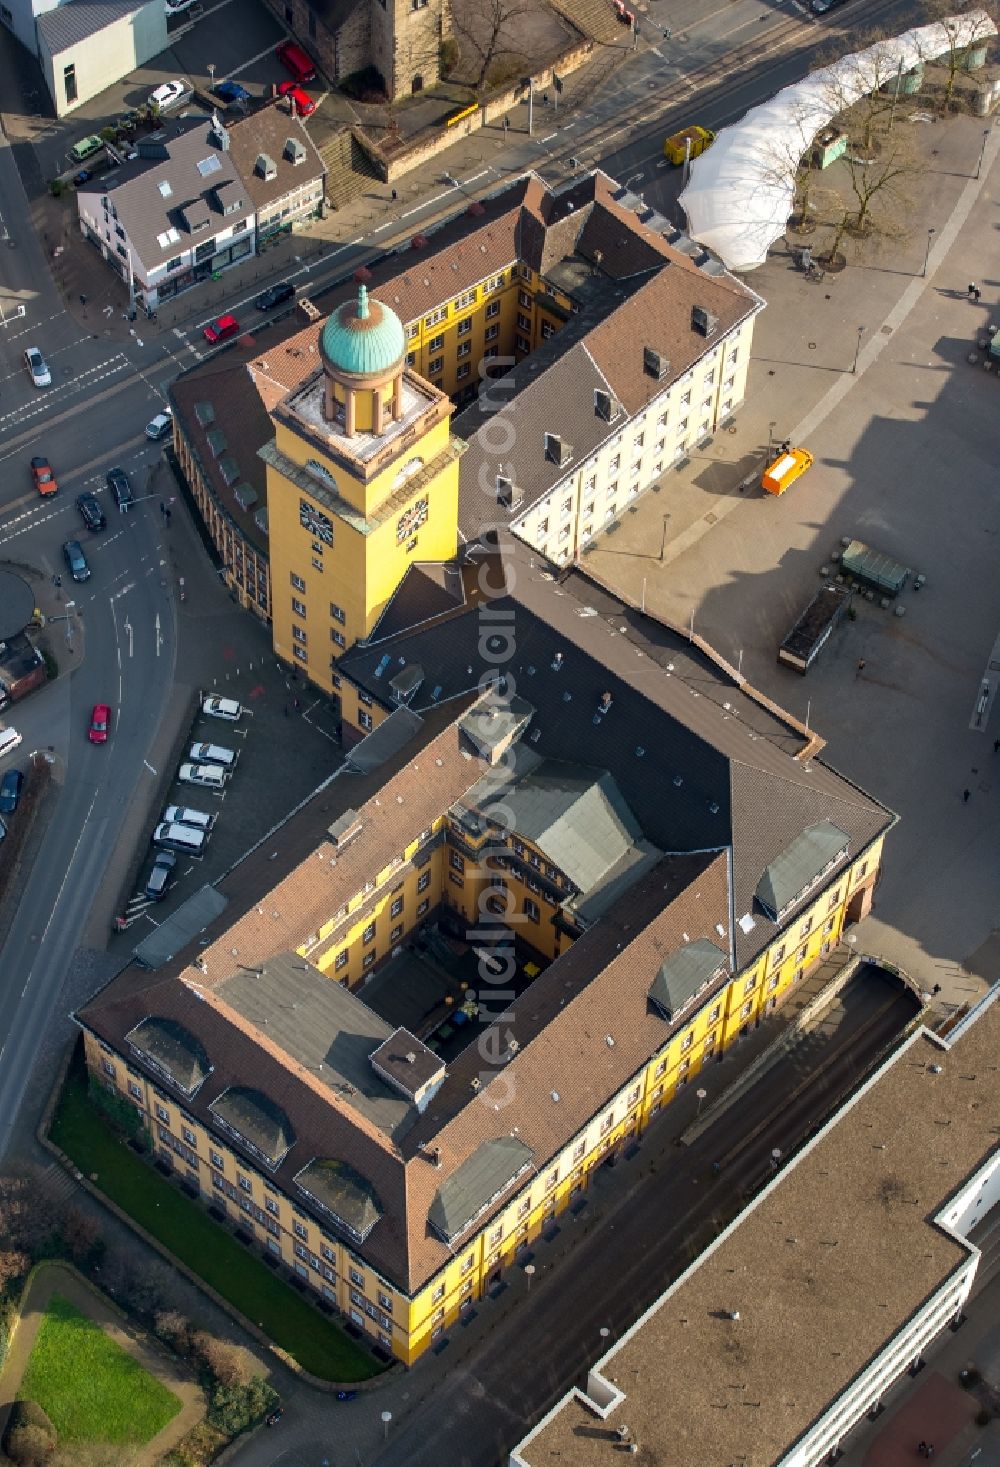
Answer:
381 1410 392 1441
767 420 777 457
695 1087 707 1118
770 1147 782 1170
208 62 216 88
524 1263 536 1293
922 227 935 278
851 325 865 375
977 127 991 179
658 513 670 562
599 1326 611 1346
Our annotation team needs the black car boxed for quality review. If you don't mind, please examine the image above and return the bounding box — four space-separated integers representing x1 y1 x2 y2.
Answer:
76 492 106 530
107 466 134 510
144 849 176 901
0 769 23 814
254 282 295 311
810 0 846 11
63 539 91 582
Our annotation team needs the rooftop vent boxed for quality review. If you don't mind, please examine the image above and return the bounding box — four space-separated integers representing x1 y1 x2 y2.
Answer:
496 473 521 510
594 389 620 422
692 305 719 338
255 152 277 181
551 652 564 671
284 136 306 165
209 118 229 151
643 346 670 380
471 1077 481 1091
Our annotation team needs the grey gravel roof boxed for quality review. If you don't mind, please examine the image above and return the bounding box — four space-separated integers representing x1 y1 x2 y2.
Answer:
648 937 729 1021
428 1136 534 1243
37 0 148 54
216 951 420 1142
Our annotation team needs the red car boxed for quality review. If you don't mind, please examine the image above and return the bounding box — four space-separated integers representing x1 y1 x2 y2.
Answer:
89 703 111 744
278 81 315 117
203 314 240 344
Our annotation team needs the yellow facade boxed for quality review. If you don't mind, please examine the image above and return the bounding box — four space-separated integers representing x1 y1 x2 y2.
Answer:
82 803 885 1369
267 391 460 690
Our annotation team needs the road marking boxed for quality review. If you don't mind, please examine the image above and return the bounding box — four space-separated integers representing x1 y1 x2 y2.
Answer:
225 37 284 80
0 355 130 433
155 611 163 658
143 759 157 775
124 616 133 658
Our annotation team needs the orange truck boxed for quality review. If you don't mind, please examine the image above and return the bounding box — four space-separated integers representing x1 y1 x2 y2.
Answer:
761 447 813 496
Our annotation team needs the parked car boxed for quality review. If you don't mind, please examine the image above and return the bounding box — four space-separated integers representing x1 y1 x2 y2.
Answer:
275 39 316 82
107 466 134 509
188 741 237 769
145 849 176 901
214 80 251 105
203 314 240 344
63 540 91 582
24 347 51 388
149 80 189 111
76 492 106 531
69 134 104 164
88 703 111 743
30 456 57 496
0 769 23 814
178 762 229 789
277 81 315 118
145 408 173 441
254 282 295 311
163 804 216 831
811 0 846 11
165 0 200 13
201 696 242 722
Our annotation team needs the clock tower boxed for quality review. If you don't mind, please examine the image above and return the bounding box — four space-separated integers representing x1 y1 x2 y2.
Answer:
261 285 462 693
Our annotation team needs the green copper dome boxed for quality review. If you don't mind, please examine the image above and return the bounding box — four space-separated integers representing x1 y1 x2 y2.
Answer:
320 285 406 379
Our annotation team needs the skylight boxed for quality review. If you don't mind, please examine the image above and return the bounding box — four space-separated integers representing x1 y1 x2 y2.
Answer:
197 155 223 177
157 179 172 198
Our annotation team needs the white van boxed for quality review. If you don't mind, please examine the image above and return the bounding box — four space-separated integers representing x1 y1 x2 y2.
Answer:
164 804 216 832
153 821 206 854
0 728 22 762
188 741 238 770
178 762 228 790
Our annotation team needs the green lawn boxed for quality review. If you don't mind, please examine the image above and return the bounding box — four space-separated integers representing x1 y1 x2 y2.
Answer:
18 1292 181 1444
50 1059 382 1382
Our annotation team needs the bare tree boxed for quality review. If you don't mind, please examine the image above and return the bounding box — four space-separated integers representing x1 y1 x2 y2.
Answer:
0 1248 31 1289
190 1330 252 1387
154 1308 192 1356
823 128 918 263
830 32 917 152
452 0 532 90
916 0 998 110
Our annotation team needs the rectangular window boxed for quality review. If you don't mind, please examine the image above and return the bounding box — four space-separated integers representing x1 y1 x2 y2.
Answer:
744 975 756 994
516 313 531 332
155 1104 169 1123
182 1126 197 1146
417 871 431 893
334 950 348 972
292 625 307 645
293 646 307 665
428 356 444 375
486 300 501 319
524 898 539 922
515 335 530 353
390 924 403 943
425 308 447 328
390 896 404 918
457 318 472 337
330 602 346 623
290 572 305 591
63 62 78 105
772 944 786 966
456 364 471 380
741 1000 753 1018
291 597 306 618
573 1140 586 1162
128 1081 142 1099
485 323 500 342
362 921 376 943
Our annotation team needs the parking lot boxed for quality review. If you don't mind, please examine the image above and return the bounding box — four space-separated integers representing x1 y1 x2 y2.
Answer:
119 673 342 938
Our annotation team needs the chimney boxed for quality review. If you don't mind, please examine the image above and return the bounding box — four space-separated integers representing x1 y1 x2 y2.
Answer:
433 1147 441 1167
406 1051 417 1064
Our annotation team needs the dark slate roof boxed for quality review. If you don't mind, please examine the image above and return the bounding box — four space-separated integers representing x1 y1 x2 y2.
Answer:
294 1158 383 1241
337 539 894 974
648 938 729 1022
755 820 850 921
37 0 148 53
209 1085 295 1164
125 1016 209 1094
368 562 468 641
428 1136 534 1243
471 757 646 898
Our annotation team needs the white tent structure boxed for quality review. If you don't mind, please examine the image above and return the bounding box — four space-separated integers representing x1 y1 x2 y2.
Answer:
679 11 997 273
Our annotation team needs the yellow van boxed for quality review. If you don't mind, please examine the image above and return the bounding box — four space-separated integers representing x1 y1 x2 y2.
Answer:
664 125 715 166
761 447 813 496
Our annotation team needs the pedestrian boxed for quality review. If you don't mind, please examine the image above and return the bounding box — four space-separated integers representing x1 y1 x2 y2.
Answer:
780 439 790 454
856 659 866 677
283 703 289 717
165 508 171 524
159 500 165 517
79 293 86 305
968 282 978 300
293 696 301 712
963 788 971 803
391 188 397 201
993 738 1000 754
917 1444 927 1459
926 1448 934 1460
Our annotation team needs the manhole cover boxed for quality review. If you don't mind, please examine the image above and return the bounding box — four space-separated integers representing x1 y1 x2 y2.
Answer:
704 512 718 525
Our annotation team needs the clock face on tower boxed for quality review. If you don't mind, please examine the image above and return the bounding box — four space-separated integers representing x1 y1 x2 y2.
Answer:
396 496 428 544
300 499 333 545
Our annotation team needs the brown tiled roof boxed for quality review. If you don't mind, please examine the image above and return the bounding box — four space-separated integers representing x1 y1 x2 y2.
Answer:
584 266 759 417
514 1000 1000 1466
227 101 325 213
